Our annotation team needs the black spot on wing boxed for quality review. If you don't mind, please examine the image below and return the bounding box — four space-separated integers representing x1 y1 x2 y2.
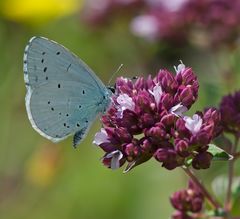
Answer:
67 64 71 72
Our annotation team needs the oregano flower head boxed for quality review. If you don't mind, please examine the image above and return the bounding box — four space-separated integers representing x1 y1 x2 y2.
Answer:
94 62 221 172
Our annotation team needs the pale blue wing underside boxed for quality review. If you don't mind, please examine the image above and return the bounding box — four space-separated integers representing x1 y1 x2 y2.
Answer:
24 37 111 146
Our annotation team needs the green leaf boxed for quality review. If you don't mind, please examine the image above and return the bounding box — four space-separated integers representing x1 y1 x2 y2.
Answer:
207 144 233 161
205 209 226 217
233 183 240 199
211 175 240 202
185 157 193 166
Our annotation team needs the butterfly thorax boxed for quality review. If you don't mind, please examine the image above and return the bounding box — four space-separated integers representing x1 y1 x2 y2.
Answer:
99 89 112 114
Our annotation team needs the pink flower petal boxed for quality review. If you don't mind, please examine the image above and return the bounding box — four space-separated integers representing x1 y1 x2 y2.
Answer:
174 60 186 74
149 84 163 105
93 128 110 145
170 103 188 117
116 94 135 118
184 114 203 134
105 150 123 169
130 15 159 40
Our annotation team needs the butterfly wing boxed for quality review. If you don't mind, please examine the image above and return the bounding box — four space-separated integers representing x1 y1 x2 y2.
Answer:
24 37 111 145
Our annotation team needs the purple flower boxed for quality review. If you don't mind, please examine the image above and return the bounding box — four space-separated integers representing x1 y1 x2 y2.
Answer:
93 63 220 171
174 61 186 74
183 114 202 135
192 151 213 169
170 180 204 218
102 150 124 169
220 90 240 135
116 93 135 118
172 211 193 219
130 15 160 41
149 83 163 106
82 0 240 48
155 147 184 170
93 128 110 145
170 103 188 117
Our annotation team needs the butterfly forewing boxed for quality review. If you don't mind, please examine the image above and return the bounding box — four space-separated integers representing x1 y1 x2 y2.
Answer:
24 37 111 144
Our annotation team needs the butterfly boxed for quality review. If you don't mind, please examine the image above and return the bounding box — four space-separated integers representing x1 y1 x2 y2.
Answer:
24 37 113 147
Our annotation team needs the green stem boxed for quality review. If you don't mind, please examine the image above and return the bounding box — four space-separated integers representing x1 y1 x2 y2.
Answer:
225 136 239 214
182 167 221 210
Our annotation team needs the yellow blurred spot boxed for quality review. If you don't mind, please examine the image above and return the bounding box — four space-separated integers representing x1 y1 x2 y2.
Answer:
1 0 82 25
25 144 62 187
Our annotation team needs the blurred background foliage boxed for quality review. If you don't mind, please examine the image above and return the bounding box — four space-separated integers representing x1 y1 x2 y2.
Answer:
0 0 240 218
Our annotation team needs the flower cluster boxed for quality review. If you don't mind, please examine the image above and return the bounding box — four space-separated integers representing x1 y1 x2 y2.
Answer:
220 91 240 135
81 0 143 27
81 0 240 48
93 63 221 172
170 180 204 219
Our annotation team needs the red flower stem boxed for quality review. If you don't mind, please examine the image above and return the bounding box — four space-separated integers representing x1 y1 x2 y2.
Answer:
225 136 239 212
182 166 221 210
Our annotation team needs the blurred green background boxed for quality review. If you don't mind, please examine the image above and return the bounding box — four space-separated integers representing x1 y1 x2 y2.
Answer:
0 0 240 219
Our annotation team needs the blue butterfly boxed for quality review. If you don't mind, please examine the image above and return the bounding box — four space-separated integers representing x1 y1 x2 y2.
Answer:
24 37 112 147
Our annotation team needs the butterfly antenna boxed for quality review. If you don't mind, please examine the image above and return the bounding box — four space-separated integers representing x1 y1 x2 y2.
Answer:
108 64 123 86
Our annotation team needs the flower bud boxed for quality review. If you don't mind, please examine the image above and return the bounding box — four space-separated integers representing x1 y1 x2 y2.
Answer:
157 70 178 93
170 180 204 215
140 113 156 128
161 114 175 127
172 211 193 219
179 68 198 86
179 87 196 107
146 125 167 141
192 151 213 169
120 110 142 134
220 91 240 133
116 127 133 143
162 93 174 110
175 140 190 157
124 143 141 158
141 139 153 153
155 148 183 170
135 91 153 112
176 119 191 138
